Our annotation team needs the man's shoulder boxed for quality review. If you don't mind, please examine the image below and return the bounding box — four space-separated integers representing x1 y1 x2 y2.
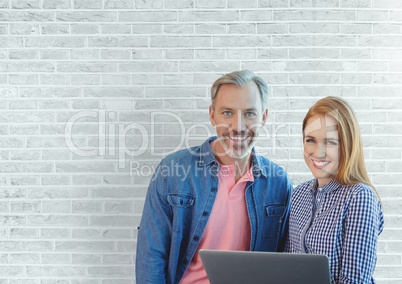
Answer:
254 154 289 176
160 146 201 164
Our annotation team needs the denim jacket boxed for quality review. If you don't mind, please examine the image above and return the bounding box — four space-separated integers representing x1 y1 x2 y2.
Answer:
136 137 293 284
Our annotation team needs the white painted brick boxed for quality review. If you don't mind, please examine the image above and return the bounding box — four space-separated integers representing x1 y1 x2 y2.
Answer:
104 0 132 9
102 280 133 284
8 100 38 109
0 202 8 212
0 241 53 251
42 201 71 213
101 24 131 35
40 228 71 239
273 35 357 47
41 24 69 34
26 266 86 277
28 215 88 227
0 0 8 8
340 0 370 7
88 266 133 277
11 0 40 8
72 229 102 239
227 48 256 60
73 254 101 264
358 61 388 72
164 49 193 60
275 10 355 21
132 24 162 34
104 201 133 214
164 24 194 34
56 12 116 22
290 0 339 7
102 228 132 239
71 74 100 85
357 10 389 21
70 49 100 60
0 37 23 47
228 23 256 34
116 241 136 252
74 0 102 9
195 23 225 34
342 23 372 34
72 175 101 185
103 254 132 264
342 73 372 84
180 11 238 22
289 23 340 34
71 24 99 34
42 150 71 160
290 48 339 59
196 0 225 8
165 0 193 8
72 201 102 213
132 49 163 59
10 253 40 264
41 253 71 264
9 74 39 85
39 75 70 85
42 0 70 9
56 241 113 252
39 49 69 60
10 175 39 186
0 49 7 59
120 11 176 22
0 266 24 276
9 49 38 59
26 37 86 48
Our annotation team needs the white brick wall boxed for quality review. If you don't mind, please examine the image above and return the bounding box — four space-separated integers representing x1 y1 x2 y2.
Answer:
0 0 401 283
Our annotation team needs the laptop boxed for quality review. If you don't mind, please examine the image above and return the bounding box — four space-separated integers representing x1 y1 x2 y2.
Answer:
199 249 331 284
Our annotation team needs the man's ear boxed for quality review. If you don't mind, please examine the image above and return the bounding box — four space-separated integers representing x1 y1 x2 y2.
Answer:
209 105 215 127
262 108 269 126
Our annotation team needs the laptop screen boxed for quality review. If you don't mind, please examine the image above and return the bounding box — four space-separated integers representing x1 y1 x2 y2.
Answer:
199 250 331 284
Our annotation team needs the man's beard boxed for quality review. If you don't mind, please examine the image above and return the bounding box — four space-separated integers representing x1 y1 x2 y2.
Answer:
217 133 256 159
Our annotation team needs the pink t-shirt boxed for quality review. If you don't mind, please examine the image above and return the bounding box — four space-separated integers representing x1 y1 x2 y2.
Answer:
179 164 254 284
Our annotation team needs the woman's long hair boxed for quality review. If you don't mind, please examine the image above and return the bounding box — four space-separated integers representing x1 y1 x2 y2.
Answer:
302 96 380 199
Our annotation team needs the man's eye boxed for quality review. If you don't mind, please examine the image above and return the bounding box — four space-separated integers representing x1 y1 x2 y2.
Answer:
223 111 232 116
245 112 256 117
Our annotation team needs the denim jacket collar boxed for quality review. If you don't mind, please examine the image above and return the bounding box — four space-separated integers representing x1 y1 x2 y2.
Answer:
197 136 268 179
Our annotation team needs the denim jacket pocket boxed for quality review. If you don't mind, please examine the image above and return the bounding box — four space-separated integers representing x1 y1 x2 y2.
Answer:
263 204 286 239
167 193 195 207
167 193 195 233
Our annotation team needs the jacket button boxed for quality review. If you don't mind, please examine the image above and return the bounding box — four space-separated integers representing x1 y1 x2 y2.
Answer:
202 211 208 216
193 236 199 241
182 259 188 265
211 187 216 192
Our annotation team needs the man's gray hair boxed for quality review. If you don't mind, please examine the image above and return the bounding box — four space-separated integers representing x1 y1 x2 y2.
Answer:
210 70 268 110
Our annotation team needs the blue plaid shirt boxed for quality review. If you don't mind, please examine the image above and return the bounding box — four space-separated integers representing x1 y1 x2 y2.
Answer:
285 179 384 284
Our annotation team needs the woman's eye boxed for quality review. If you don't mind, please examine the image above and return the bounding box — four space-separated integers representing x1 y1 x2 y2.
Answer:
305 138 315 143
326 140 338 146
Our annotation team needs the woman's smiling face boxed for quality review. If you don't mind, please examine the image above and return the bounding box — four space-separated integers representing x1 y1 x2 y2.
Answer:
303 114 340 187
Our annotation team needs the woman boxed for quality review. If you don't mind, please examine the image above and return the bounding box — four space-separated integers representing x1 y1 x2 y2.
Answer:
286 96 384 283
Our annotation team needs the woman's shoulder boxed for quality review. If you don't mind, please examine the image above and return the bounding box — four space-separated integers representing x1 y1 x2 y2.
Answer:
341 183 377 198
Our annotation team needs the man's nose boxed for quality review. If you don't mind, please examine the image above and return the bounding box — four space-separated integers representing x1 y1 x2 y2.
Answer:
230 111 246 132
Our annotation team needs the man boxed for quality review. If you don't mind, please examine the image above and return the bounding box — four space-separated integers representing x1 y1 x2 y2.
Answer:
135 70 293 284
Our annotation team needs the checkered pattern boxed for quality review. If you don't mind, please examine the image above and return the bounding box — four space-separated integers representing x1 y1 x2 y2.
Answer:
285 179 384 284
